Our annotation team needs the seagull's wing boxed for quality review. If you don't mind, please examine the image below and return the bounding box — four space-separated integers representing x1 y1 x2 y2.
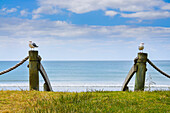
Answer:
32 43 38 47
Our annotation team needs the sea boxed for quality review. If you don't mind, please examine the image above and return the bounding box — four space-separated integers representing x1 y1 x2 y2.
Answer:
0 61 169 92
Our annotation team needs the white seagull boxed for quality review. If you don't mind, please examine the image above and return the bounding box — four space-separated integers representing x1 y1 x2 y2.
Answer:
29 41 38 50
138 42 144 52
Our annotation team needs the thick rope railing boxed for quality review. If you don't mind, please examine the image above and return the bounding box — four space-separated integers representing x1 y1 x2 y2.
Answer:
147 59 170 78
0 56 29 75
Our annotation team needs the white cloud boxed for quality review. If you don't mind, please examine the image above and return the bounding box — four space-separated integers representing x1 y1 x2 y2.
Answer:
105 10 118 17
33 6 59 15
20 10 28 16
0 18 170 60
121 11 170 20
0 7 18 15
33 0 170 21
2 8 7 11
162 3 170 10
6 8 17 13
0 18 170 41
37 0 165 13
32 14 41 19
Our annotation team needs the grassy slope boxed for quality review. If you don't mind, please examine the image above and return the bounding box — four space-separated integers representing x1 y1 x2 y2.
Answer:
0 91 169 113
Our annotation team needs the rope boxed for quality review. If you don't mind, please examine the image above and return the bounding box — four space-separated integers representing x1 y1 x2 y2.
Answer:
0 56 29 75
147 59 170 78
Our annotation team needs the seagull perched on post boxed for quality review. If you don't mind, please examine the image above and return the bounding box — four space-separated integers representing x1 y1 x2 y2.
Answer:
138 42 144 52
29 41 38 50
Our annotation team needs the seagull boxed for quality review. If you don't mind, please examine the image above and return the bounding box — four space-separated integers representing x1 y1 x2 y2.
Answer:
138 42 144 52
29 41 38 50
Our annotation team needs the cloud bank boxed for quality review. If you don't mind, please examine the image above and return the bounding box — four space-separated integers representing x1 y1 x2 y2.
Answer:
33 0 170 20
0 0 170 60
0 17 170 47
0 17 169 60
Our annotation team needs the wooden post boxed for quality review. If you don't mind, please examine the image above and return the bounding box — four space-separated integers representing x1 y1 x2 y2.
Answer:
122 64 137 91
134 53 147 91
40 63 53 91
29 50 39 91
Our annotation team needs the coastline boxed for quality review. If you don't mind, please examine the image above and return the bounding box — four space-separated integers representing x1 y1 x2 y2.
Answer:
0 85 169 92
0 60 169 92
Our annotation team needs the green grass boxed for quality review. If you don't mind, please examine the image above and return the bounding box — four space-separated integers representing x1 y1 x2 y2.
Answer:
0 90 169 113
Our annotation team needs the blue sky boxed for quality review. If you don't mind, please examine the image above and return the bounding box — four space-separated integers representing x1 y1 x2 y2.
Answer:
0 0 170 60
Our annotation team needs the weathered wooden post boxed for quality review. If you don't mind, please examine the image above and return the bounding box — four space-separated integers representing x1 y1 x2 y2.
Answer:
134 53 148 91
29 50 39 91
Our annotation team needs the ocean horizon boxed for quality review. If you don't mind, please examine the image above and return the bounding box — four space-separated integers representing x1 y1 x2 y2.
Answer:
0 60 169 92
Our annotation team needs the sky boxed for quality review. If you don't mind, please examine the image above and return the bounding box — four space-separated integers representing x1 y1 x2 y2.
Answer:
0 0 170 61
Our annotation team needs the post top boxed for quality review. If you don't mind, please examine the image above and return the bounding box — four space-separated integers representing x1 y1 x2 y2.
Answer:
29 50 39 60
138 52 147 55
29 50 38 52
137 52 148 63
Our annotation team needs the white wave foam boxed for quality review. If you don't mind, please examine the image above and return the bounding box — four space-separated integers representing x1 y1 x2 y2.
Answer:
0 83 169 88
